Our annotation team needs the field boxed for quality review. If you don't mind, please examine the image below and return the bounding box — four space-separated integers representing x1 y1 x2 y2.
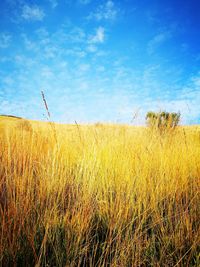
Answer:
0 116 199 266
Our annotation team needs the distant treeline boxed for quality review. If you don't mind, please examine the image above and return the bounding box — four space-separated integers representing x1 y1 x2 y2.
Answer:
0 114 22 119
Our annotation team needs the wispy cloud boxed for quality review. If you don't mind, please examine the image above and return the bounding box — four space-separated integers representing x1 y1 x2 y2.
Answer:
147 31 172 55
21 34 39 52
88 27 105 44
78 63 90 73
86 44 97 53
87 0 118 21
0 33 12 48
1 0 200 124
22 5 45 21
48 0 58 9
41 66 55 79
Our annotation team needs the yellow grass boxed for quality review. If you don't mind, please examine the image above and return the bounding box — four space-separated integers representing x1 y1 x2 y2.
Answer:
0 116 199 266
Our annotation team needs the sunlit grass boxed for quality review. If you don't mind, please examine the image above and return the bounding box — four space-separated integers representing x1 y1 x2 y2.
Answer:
0 116 199 266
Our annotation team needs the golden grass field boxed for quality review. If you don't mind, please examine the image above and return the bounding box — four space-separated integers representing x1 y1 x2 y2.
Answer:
0 115 199 266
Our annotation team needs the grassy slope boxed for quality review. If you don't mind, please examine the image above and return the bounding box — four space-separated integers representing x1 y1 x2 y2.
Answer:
0 116 199 266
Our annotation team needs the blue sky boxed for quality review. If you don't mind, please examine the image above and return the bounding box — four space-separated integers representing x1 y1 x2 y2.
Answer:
0 0 200 124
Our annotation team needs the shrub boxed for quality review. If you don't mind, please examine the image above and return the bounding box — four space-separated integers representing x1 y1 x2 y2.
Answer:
146 111 180 130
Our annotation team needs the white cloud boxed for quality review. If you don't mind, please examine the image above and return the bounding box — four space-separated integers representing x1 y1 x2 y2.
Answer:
89 27 105 44
0 33 12 48
147 31 172 55
22 5 45 21
87 0 118 21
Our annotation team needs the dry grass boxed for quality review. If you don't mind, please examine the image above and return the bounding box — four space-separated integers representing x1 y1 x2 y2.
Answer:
0 116 199 266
